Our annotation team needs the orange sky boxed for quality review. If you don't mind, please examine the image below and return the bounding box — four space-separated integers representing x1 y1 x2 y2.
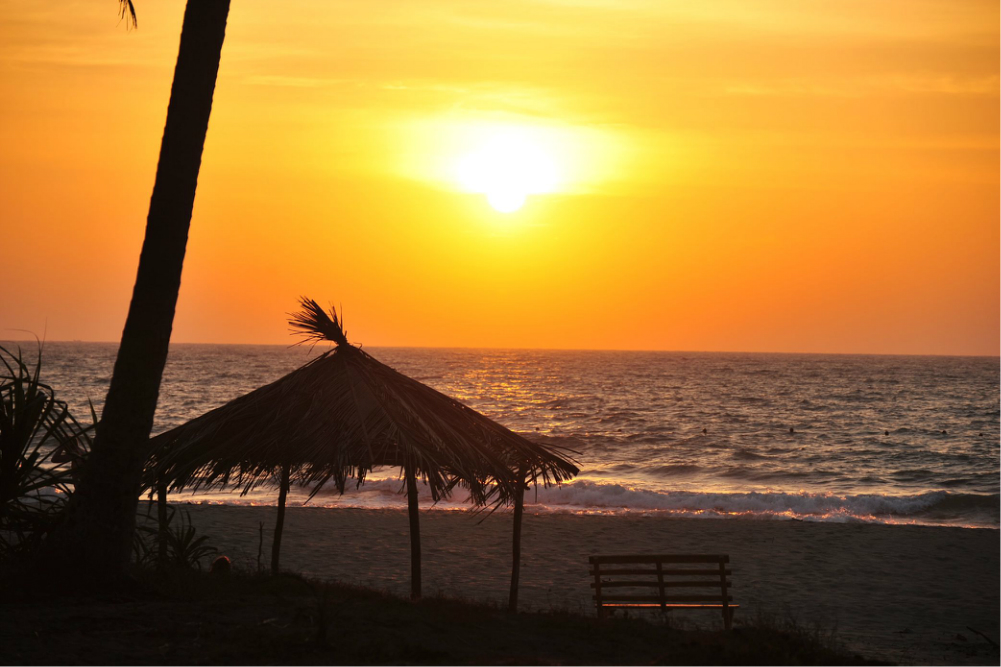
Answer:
1 0 998 355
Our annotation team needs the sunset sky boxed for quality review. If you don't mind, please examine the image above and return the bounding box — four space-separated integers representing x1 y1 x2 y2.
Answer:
1 0 997 355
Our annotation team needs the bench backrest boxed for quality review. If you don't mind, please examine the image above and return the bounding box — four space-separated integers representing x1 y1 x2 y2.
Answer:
589 554 733 609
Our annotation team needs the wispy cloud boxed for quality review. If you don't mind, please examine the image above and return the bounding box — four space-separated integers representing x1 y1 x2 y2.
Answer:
242 75 355 88
721 75 1000 98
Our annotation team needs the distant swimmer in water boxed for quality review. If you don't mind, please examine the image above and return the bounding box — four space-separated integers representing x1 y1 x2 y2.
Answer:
702 427 707 435
941 430 947 435
789 427 795 434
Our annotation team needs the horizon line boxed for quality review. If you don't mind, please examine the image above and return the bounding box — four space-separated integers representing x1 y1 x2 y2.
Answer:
1 336 997 359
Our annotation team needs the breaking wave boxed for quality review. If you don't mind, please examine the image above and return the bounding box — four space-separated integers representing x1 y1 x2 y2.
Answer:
181 478 1000 529
526 481 999 527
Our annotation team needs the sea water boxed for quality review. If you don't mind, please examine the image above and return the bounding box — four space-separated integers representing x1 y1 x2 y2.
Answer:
10 341 999 528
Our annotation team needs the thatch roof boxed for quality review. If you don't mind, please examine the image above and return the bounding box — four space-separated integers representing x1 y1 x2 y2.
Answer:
146 299 578 505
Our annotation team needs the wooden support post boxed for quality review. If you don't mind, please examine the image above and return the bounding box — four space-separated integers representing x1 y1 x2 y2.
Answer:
593 560 605 619
720 558 732 630
405 462 422 600
156 480 169 567
508 466 527 613
656 560 665 612
270 463 291 575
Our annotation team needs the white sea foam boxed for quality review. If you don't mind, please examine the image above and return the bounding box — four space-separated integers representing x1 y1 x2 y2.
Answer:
526 481 998 526
175 477 999 528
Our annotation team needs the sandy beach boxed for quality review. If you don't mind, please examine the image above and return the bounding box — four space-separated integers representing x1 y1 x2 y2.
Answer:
174 504 999 665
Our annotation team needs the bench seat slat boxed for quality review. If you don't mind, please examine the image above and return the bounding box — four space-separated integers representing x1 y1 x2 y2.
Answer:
592 580 731 589
590 554 728 565
602 603 741 610
595 594 734 603
591 568 731 577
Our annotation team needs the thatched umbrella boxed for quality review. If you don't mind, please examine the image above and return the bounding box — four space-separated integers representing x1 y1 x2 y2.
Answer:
147 299 578 599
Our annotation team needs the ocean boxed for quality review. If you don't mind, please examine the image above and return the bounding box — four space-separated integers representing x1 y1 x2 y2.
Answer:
11 341 999 529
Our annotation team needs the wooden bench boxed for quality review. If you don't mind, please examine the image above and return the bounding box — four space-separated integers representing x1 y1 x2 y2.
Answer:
589 554 738 629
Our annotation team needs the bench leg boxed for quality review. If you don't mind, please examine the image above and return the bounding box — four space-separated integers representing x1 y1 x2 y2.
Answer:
723 608 734 631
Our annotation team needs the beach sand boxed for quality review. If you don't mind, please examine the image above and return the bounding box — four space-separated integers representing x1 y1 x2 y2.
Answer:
177 504 999 665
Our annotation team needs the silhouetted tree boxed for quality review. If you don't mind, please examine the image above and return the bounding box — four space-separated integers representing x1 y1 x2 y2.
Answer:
44 0 231 585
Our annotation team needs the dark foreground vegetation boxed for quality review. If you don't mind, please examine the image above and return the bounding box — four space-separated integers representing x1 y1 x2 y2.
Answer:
2 569 883 666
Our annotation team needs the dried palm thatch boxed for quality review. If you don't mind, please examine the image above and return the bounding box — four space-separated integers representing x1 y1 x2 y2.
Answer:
148 299 577 499
146 298 578 594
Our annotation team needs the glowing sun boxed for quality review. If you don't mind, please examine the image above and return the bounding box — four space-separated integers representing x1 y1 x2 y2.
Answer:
455 132 560 213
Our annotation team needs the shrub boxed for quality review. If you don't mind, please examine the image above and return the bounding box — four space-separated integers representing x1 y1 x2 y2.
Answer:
134 504 218 570
0 344 94 558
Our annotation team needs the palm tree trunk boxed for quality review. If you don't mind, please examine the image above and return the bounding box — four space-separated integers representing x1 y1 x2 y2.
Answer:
43 0 230 585
271 464 291 575
508 466 526 613
405 463 422 600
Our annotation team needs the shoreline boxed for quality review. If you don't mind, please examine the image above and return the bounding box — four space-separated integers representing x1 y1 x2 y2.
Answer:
174 504 999 665
158 480 1001 530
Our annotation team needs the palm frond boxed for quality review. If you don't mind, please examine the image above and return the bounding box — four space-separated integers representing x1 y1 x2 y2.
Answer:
118 1 137 29
289 298 349 347
1 344 94 555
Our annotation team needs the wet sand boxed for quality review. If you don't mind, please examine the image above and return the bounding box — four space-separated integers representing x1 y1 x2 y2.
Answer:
178 504 1000 665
